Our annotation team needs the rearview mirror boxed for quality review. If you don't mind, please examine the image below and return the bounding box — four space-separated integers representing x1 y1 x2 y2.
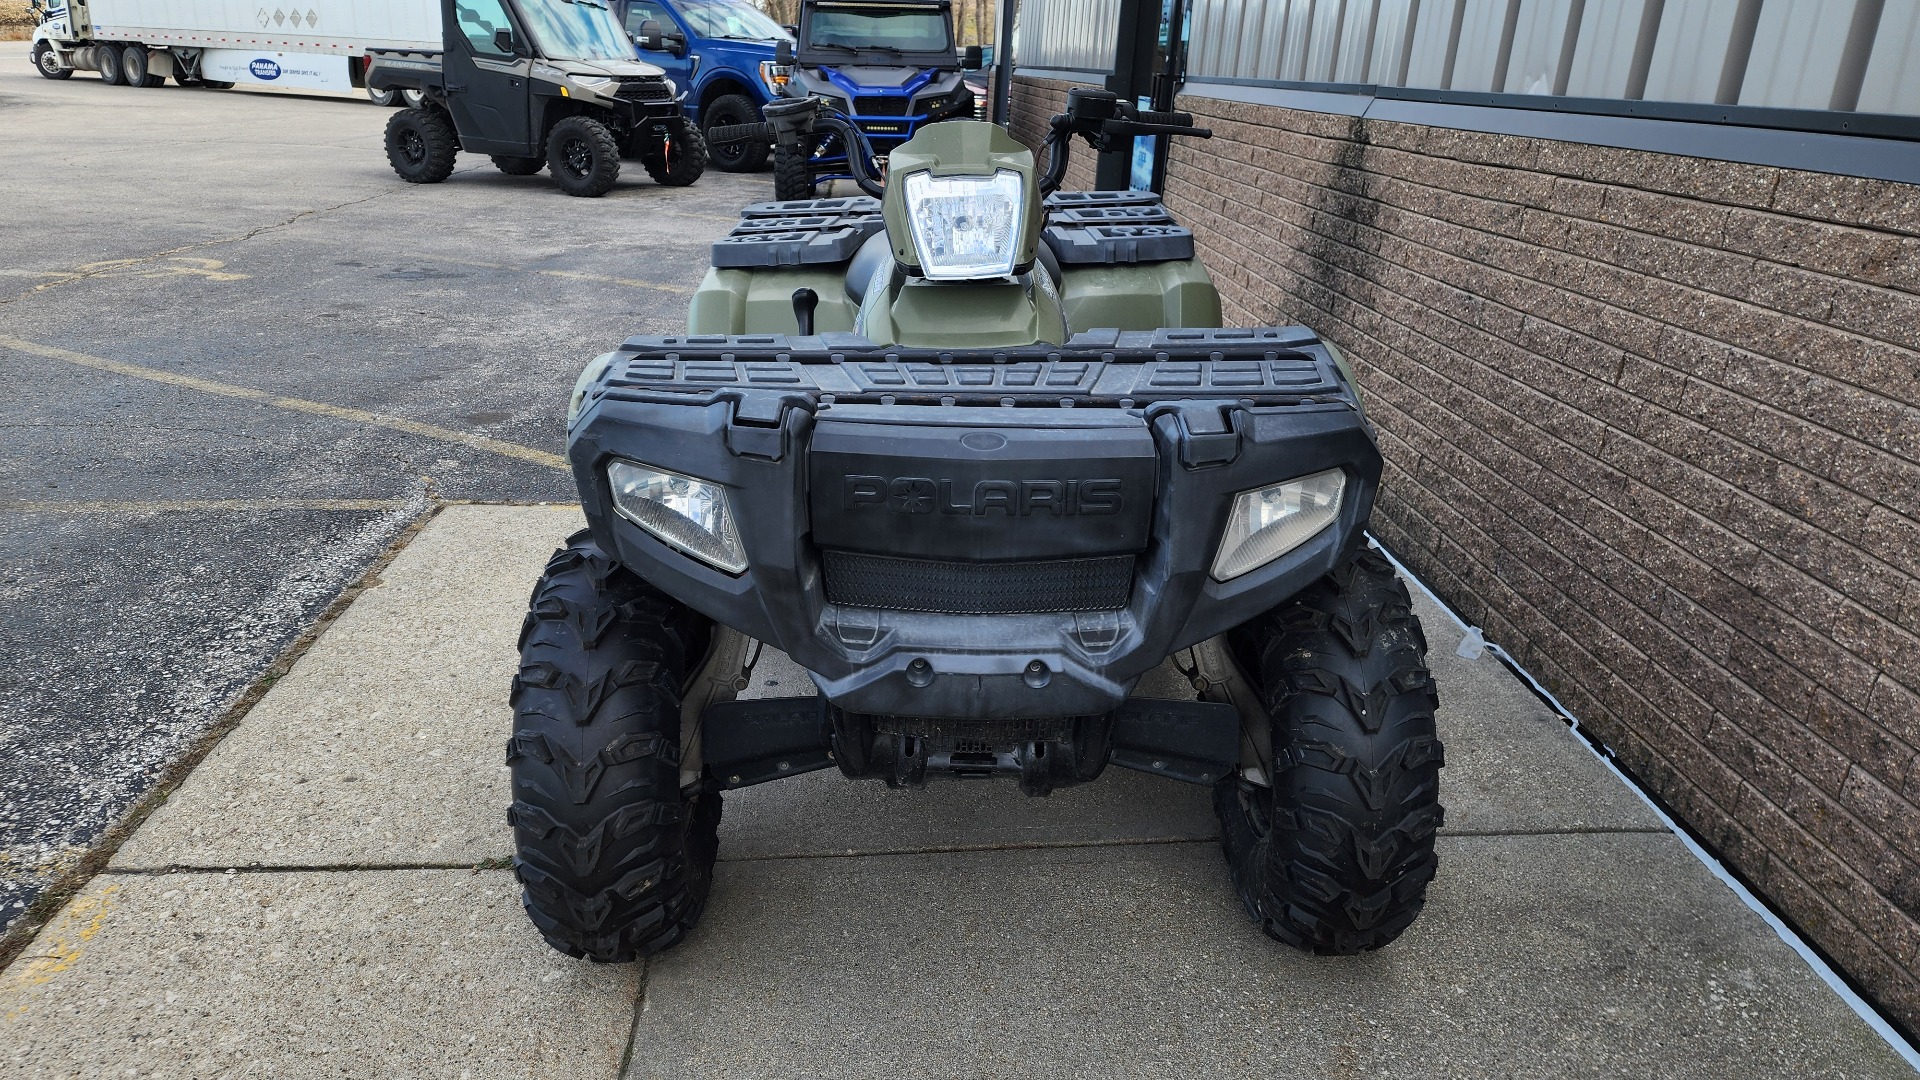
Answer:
773 39 793 64
493 27 517 54
636 19 665 51
962 44 982 70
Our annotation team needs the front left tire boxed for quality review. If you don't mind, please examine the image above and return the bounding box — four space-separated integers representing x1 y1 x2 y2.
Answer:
547 116 622 197
510 530 720 962
642 116 707 187
33 42 72 80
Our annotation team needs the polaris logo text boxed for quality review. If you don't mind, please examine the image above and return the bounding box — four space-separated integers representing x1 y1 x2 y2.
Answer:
249 58 281 79
843 476 1122 516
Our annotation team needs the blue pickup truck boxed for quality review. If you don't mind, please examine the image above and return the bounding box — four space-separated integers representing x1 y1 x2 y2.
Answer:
614 0 790 171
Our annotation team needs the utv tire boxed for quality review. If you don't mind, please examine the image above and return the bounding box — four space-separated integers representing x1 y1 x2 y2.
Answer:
385 107 458 184
121 45 165 87
1215 547 1443 954
509 530 720 962
96 44 124 85
492 154 546 176
547 116 622 197
772 141 814 200
703 93 767 172
642 117 706 187
34 42 72 80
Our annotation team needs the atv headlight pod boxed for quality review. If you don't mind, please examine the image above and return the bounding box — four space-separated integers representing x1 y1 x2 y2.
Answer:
607 460 747 574
902 169 1025 280
1211 469 1347 582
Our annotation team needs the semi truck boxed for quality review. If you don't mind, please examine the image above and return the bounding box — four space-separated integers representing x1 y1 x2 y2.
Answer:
26 0 437 103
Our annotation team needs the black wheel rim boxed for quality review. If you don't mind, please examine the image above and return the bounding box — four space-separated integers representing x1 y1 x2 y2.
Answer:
399 129 426 165
708 109 745 166
562 137 592 178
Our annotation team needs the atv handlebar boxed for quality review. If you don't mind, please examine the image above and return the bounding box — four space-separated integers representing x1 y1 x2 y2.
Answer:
751 88 1210 201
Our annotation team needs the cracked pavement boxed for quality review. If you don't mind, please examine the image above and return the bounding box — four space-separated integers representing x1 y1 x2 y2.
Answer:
0 43 767 937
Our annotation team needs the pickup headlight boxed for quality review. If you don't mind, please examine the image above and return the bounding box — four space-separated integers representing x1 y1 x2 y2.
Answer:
902 169 1024 281
1211 469 1346 581
607 460 747 574
759 59 790 95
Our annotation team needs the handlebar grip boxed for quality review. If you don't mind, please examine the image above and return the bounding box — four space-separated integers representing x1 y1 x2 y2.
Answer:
708 121 775 146
1131 108 1194 127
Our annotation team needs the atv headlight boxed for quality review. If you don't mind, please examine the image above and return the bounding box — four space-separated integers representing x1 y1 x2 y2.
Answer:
607 460 747 574
1211 469 1346 581
902 169 1024 280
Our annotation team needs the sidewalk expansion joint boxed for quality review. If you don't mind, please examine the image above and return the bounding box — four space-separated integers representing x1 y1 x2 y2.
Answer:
100 859 515 877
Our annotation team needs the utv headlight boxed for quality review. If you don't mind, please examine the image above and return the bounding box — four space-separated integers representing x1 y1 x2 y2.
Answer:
1210 469 1346 581
902 169 1024 280
607 460 747 574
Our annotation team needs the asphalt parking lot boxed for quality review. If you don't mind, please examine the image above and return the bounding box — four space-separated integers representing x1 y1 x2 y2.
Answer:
0 44 767 932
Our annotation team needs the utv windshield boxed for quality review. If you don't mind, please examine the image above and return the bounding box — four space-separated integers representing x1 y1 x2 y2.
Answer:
517 0 636 61
677 0 788 41
805 2 951 54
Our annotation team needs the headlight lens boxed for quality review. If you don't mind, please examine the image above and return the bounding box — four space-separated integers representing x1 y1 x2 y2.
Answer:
570 76 619 95
902 169 1024 281
1211 469 1346 581
607 460 747 574
759 59 790 95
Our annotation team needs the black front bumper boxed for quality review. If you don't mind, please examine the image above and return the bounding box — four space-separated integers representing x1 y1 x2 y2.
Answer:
568 328 1382 719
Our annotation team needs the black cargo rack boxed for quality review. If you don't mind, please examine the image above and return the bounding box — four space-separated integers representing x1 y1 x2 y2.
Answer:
1041 189 1194 265
590 327 1357 410
710 197 886 269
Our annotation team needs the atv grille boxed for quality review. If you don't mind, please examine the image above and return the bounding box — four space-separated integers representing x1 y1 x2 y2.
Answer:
615 76 672 101
854 95 911 116
875 717 1076 741
822 551 1134 614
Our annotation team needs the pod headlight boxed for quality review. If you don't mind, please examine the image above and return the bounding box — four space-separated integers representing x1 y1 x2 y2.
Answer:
607 460 747 574
1211 469 1346 581
902 169 1024 280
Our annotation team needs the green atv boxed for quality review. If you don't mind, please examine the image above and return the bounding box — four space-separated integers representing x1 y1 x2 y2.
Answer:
511 89 1443 960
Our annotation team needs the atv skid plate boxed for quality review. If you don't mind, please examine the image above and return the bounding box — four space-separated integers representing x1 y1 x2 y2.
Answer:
568 327 1385 788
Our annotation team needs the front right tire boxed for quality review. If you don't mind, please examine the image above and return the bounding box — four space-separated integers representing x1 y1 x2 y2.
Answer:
510 530 720 962
702 93 768 172
1215 548 1444 954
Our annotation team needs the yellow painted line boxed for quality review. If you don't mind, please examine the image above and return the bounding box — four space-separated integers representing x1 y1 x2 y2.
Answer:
0 336 568 471
1 498 409 514
3 884 118 1020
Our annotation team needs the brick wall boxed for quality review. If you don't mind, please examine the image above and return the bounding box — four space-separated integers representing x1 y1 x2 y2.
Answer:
1016 74 1920 1033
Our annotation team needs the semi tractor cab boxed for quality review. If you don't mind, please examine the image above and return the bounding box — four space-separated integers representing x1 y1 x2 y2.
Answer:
26 0 437 100
368 0 705 196
616 0 792 172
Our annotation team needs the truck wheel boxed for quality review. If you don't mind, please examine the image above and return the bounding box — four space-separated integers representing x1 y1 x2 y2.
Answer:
385 107 458 184
510 530 720 962
642 117 706 187
547 116 622 197
772 142 815 200
33 42 72 80
96 44 124 85
201 80 235 89
1214 548 1444 954
121 45 165 87
702 94 767 172
491 155 545 176
367 86 401 107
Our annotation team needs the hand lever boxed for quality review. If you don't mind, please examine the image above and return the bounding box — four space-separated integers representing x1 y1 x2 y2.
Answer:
791 288 818 336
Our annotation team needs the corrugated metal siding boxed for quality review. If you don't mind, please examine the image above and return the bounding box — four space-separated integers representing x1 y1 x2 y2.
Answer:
1859 1 1920 115
1014 0 1121 72
1041 0 1920 117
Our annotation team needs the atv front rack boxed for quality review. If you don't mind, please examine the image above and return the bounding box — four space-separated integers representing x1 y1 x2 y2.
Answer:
588 327 1357 412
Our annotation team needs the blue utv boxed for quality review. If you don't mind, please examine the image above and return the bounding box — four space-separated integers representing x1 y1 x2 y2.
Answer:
769 0 980 198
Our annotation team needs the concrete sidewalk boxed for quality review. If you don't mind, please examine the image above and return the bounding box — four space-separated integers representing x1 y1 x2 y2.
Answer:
1 505 1910 1078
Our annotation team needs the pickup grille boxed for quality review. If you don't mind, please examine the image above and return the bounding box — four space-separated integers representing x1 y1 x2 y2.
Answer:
615 76 672 101
822 551 1134 614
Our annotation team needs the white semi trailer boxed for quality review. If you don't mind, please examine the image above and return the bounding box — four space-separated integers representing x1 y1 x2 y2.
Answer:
26 0 437 103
